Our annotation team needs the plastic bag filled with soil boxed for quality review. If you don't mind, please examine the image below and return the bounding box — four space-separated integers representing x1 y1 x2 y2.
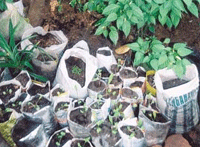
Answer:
96 47 117 73
21 26 68 57
0 3 32 41
52 96 72 128
53 40 98 99
50 84 69 98
118 118 145 147
46 127 74 147
155 64 199 134
69 138 94 147
31 50 59 81
0 68 12 82
67 106 94 138
12 116 48 147
14 70 32 90
21 94 58 137
0 79 21 105
139 105 171 146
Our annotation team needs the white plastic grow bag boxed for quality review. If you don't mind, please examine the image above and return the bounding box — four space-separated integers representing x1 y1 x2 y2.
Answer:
0 3 32 41
21 26 68 57
96 47 117 72
155 64 199 134
53 41 98 99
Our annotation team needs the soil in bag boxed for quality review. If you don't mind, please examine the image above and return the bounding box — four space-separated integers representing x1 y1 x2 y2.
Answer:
71 140 91 147
15 73 30 88
143 110 168 123
30 33 60 48
120 126 144 139
70 108 92 127
48 131 73 147
163 79 189 90
0 84 20 104
65 56 86 87
37 53 56 62
88 80 105 92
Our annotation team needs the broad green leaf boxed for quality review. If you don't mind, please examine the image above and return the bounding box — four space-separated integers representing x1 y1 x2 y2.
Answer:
183 0 192 7
154 0 165 4
131 16 138 23
152 44 165 52
182 58 191 66
95 25 104 35
163 38 170 44
149 26 155 33
130 3 143 18
177 48 192 57
143 56 150 63
149 16 156 25
126 10 132 19
169 55 175 63
173 43 186 50
174 60 184 78
166 16 172 28
158 14 167 25
150 59 159 70
173 0 186 11
159 54 168 65
187 2 198 17
109 26 118 45
159 6 168 17
103 4 120 15
133 51 144 66
127 43 140 51
23 61 34 70
106 13 118 22
103 29 108 38
117 15 124 29
122 20 131 37
29 72 48 82
170 11 180 27
172 7 182 18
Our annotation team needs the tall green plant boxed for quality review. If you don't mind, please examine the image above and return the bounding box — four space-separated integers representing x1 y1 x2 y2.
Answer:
0 20 48 82
127 36 193 78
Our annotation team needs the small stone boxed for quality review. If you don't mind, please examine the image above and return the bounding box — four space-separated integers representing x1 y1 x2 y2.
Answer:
165 134 191 147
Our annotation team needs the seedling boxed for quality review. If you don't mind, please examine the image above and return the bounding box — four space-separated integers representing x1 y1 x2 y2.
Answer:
80 104 88 114
27 95 43 111
2 88 13 95
55 131 66 147
96 120 104 134
72 65 82 75
57 103 69 111
11 101 22 108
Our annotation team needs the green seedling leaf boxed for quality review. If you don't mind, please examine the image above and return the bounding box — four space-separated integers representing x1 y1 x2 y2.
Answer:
150 59 158 70
122 20 131 37
103 4 120 15
183 0 192 6
163 38 170 44
177 48 192 57
106 13 118 22
109 26 118 45
187 2 198 17
108 73 114 85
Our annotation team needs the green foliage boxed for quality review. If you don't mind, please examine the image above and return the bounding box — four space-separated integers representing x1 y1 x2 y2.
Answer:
56 131 66 146
0 0 7 12
0 20 48 82
70 0 200 44
72 65 82 75
57 0 62 12
128 37 193 78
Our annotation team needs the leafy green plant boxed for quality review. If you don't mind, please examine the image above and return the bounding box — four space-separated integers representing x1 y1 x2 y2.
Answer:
70 0 85 11
57 0 62 12
57 103 69 111
0 20 48 82
128 36 192 78
27 95 43 111
71 0 200 44
72 65 82 75
0 0 7 12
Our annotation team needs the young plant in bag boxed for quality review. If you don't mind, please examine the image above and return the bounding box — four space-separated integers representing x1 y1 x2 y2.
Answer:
128 37 193 78
0 20 48 82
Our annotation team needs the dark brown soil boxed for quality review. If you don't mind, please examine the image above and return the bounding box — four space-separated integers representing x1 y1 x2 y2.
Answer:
119 69 137 79
37 53 56 62
52 88 65 96
55 102 69 112
30 33 60 48
0 110 11 123
28 83 49 96
73 100 85 108
15 73 30 88
136 67 146 77
0 84 20 104
130 81 143 88
121 88 138 99
120 126 144 139
147 75 156 89
71 140 91 147
23 95 51 113
143 110 168 123
6 93 27 113
96 67 110 78
48 131 73 147
88 80 106 92
12 117 41 143
110 76 122 87
90 101 104 109
70 107 92 127
97 50 111 56
103 88 119 100
110 64 121 74
65 56 86 87
163 79 189 90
